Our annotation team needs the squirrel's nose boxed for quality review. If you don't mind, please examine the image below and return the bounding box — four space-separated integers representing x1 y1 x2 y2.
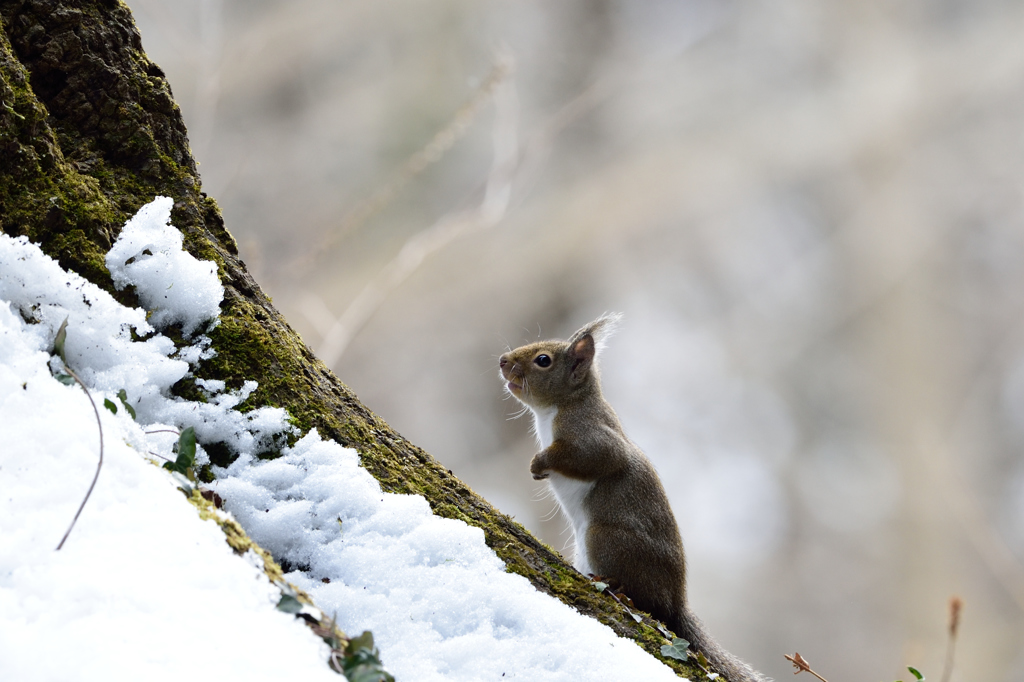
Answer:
499 356 508 369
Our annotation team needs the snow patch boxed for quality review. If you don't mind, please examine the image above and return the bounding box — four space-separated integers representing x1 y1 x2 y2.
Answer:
0 293 335 681
105 195 223 336
216 431 679 681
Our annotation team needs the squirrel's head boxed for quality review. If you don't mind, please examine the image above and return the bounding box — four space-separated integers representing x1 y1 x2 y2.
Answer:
498 313 622 409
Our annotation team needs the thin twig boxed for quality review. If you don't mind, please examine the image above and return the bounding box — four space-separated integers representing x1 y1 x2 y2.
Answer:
785 653 829 682
302 54 633 365
312 51 519 367
940 596 963 682
55 362 104 551
294 57 514 271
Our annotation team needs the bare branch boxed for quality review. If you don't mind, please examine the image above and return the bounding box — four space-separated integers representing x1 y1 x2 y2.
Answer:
313 52 519 367
296 57 514 271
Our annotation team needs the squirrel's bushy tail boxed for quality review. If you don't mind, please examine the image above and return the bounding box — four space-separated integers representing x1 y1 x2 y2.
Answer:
672 607 769 682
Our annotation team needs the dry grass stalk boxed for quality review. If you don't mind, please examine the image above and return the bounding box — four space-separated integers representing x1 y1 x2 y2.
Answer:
940 596 962 682
785 652 829 682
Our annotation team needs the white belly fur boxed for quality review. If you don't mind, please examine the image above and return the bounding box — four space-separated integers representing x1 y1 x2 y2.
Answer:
547 473 595 575
531 406 595 575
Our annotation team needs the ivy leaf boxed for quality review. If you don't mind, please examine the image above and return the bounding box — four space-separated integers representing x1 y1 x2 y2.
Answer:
117 389 136 419
103 398 118 414
908 667 925 681
660 638 690 661
53 317 69 363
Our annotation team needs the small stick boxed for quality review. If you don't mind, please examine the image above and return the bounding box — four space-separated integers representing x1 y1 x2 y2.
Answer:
145 428 182 436
55 363 104 550
940 596 963 682
53 318 104 551
785 652 829 682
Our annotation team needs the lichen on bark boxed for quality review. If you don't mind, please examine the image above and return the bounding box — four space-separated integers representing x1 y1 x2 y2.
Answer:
0 1 701 677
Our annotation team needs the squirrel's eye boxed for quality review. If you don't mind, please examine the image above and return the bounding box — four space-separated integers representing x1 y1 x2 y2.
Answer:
534 354 552 368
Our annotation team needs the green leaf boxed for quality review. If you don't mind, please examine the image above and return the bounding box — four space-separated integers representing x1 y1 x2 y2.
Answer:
592 581 608 592
163 429 197 477
344 661 394 682
54 373 76 386
660 638 690 661
176 426 196 467
341 631 394 682
276 593 303 614
117 389 136 419
103 398 118 414
346 631 376 656
53 317 69 363
908 667 925 680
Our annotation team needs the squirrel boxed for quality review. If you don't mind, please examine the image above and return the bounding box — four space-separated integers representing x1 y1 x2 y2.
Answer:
498 313 766 682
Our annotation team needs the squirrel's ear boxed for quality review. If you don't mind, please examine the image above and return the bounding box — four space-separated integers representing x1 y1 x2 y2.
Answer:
569 312 622 357
568 334 596 383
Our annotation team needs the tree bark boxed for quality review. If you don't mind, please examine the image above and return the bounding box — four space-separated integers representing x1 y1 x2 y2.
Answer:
0 1 693 676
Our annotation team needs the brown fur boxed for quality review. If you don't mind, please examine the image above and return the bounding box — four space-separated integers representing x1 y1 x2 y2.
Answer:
499 314 767 682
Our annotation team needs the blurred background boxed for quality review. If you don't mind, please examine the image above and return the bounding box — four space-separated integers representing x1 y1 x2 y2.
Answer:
125 0 1024 679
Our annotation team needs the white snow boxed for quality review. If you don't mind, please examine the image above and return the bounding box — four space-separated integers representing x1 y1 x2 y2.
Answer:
0 252 334 680
0 197 679 681
216 432 675 681
105 195 223 336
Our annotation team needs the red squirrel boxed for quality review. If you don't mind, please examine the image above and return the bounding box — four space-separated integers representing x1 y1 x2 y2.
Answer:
499 313 765 682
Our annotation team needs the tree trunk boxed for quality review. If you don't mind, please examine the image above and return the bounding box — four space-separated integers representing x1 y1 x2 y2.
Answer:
0 1 694 676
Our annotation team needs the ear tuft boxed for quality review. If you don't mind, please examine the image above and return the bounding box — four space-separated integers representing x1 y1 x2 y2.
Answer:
568 312 622 357
568 334 596 383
